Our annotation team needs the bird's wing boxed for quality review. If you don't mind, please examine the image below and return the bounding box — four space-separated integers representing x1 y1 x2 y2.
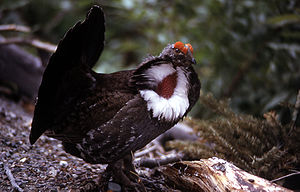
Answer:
44 70 136 144
79 94 174 163
30 6 105 144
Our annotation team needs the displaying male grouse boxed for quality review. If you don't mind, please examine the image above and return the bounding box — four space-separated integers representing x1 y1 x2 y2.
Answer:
30 5 200 189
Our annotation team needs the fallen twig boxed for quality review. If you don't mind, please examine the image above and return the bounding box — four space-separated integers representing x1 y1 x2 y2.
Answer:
4 163 24 192
0 37 56 53
271 172 300 183
0 24 31 33
135 153 184 168
134 144 158 158
290 89 300 134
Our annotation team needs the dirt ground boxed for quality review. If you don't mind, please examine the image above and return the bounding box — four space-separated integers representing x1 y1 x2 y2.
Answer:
1 96 296 192
0 97 112 191
0 96 184 192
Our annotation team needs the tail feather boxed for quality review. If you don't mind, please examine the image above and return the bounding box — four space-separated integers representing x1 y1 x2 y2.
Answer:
30 5 105 144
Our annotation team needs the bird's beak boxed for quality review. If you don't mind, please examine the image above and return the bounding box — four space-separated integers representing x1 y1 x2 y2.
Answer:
192 58 197 65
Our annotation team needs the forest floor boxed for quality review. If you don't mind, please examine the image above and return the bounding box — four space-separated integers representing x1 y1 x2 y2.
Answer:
0 96 296 192
0 96 180 192
0 96 109 191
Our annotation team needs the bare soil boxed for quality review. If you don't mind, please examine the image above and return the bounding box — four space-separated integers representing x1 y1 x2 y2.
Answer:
0 97 113 191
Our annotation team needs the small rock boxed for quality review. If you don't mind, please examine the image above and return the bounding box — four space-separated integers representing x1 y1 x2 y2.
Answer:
20 144 30 152
59 160 68 167
8 111 16 119
48 167 57 177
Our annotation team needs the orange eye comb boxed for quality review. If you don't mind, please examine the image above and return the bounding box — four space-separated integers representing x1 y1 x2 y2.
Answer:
185 43 193 54
174 41 185 51
173 41 193 55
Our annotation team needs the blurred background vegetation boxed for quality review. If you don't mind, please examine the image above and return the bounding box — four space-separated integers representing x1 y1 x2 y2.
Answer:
1 0 300 188
1 0 299 116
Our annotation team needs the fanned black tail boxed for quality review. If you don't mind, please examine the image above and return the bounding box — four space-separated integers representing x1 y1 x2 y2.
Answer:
30 5 105 144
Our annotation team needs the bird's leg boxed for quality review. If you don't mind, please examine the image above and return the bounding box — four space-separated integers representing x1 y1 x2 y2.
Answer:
106 159 132 186
123 153 139 180
123 154 146 191
105 154 146 191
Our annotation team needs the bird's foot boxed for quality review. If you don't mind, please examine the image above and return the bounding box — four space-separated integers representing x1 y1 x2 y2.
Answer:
103 155 146 192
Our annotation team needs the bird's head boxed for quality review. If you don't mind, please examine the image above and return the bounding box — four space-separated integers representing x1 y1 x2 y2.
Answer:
131 41 200 122
159 41 196 67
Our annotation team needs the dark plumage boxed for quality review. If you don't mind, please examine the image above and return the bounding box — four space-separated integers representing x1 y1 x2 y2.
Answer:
30 5 200 189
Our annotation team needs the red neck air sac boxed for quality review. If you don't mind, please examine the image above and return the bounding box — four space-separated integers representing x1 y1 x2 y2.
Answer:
156 72 178 99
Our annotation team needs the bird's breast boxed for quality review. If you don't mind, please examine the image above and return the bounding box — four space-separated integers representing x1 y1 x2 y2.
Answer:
155 72 177 99
140 66 190 121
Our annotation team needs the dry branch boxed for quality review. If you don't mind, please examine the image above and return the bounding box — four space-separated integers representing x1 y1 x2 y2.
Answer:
4 163 24 192
271 172 300 183
290 89 300 133
0 37 56 53
0 24 31 33
135 153 184 168
158 157 292 192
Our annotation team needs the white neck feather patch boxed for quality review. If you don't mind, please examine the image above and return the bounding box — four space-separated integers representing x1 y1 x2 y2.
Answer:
139 64 189 121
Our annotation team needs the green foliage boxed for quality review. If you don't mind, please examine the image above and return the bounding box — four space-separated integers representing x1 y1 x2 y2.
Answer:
168 92 300 180
0 0 299 114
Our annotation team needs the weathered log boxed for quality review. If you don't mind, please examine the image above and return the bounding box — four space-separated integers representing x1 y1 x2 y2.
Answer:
0 36 44 100
158 157 292 192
